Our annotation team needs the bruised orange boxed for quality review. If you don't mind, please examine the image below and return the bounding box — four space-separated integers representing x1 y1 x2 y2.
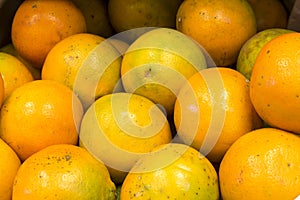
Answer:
0 80 83 161
176 0 257 66
250 32 300 134
11 0 86 68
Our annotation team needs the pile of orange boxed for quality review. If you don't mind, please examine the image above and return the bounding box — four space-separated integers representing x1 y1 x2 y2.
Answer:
0 0 299 199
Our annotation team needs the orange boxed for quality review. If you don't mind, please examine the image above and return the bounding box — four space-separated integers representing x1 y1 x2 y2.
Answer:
121 28 207 116
176 0 257 66
250 32 300 134
0 52 34 99
236 28 294 80
12 144 116 200
0 80 84 161
71 0 115 37
0 43 41 80
79 92 172 184
0 74 4 106
121 143 219 199
108 0 183 33
247 0 288 31
11 0 86 68
219 128 300 200
0 138 21 200
174 67 262 163
42 33 122 110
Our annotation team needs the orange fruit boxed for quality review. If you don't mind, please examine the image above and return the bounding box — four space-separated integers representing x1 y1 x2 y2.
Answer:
0 74 4 106
174 67 262 163
121 143 219 199
176 0 257 66
11 0 86 68
0 43 41 80
0 52 34 99
236 28 294 80
12 144 117 200
0 138 21 200
42 33 122 110
121 28 207 116
247 0 288 31
71 0 115 37
219 128 300 200
0 80 83 161
250 32 300 134
108 0 183 33
79 92 172 184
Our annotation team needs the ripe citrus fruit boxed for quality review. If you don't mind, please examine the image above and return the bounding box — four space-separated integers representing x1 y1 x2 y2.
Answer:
79 92 172 184
121 28 207 115
121 143 219 199
108 0 183 32
0 80 83 161
250 32 300 134
11 0 86 68
0 138 21 200
237 28 294 80
176 0 257 66
42 33 122 110
174 67 262 163
0 74 4 106
0 52 34 99
71 0 115 37
0 43 41 80
219 128 300 200
12 144 116 200
247 0 288 31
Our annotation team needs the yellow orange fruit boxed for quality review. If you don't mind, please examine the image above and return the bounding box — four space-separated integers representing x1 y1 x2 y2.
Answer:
42 33 122 110
11 0 86 68
250 32 300 134
71 0 115 37
219 128 300 200
79 92 172 184
108 0 183 32
174 67 262 163
12 144 116 200
0 80 83 161
237 28 294 80
0 43 41 80
0 74 4 106
176 0 257 66
247 0 288 31
121 28 207 115
121 143 219 199
0 52 33 99
0 138 21 200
